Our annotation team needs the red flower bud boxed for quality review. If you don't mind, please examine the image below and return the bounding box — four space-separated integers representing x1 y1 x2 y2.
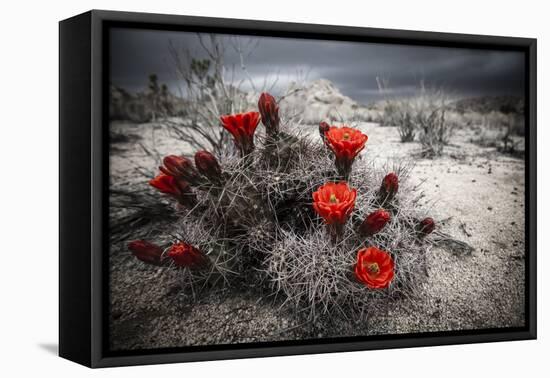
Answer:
359 209 391 236
319 121 330 141
220 111 261 156
417 217 435 236
160 155 202 185
380 172 399 202
166 242 209 269
149 173 197 207
149 173 179 196
128 240 165 266
194 150 222 183
258 92 280 137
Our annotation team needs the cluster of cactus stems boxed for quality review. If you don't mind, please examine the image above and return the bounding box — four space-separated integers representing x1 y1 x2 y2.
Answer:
128 92 436 320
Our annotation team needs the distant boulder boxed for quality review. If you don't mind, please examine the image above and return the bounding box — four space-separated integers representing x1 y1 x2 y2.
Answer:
279 79 372 124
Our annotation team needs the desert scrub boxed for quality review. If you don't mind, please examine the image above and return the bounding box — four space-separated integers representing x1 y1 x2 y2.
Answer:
379 99 403 127
380 99 417 143
379 88 455 155
128 92 438 323
416 107 452 157
410 90 454 157
378 98 416 142
395 102 416 142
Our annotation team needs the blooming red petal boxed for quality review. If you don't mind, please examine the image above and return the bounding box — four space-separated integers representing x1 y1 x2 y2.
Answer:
324 126 368 177
312 181 357 225
220 111 260 155
354 246 395 289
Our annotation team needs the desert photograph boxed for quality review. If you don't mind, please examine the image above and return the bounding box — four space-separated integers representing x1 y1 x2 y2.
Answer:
107 28 526 351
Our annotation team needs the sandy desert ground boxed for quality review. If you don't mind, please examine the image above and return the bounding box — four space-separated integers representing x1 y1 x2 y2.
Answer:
108 120 525 350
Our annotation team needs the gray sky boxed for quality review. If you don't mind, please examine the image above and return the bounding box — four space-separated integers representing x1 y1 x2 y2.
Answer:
110 27 525 104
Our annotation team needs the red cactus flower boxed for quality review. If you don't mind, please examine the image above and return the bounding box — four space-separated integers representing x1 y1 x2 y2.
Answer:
354 246 395 289
417 217 435 236
258 93 280 137
312 182 357 226
359 209 391 236
128 240 165 266
195 150 222 183
380 172 399 202
149 173 196 207
220 111 261 156
160 155 202 185
166 242 209 268
324 126 368 178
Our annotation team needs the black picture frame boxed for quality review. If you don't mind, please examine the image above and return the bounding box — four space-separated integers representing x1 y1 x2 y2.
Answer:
59 9 537 368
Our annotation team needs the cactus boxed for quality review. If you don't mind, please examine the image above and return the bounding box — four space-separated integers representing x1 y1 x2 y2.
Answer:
129 92 438 322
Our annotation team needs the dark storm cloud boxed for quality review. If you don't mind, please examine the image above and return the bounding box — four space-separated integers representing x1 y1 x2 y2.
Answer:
110 27 525 103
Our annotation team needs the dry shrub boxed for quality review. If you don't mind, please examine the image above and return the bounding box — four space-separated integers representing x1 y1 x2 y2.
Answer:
377 99 416 141
379 100 403 127
416 107 452 157
396 104 416 142
379 90 454 154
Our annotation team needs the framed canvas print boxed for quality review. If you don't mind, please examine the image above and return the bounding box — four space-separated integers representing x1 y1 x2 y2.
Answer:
59 10 537 368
